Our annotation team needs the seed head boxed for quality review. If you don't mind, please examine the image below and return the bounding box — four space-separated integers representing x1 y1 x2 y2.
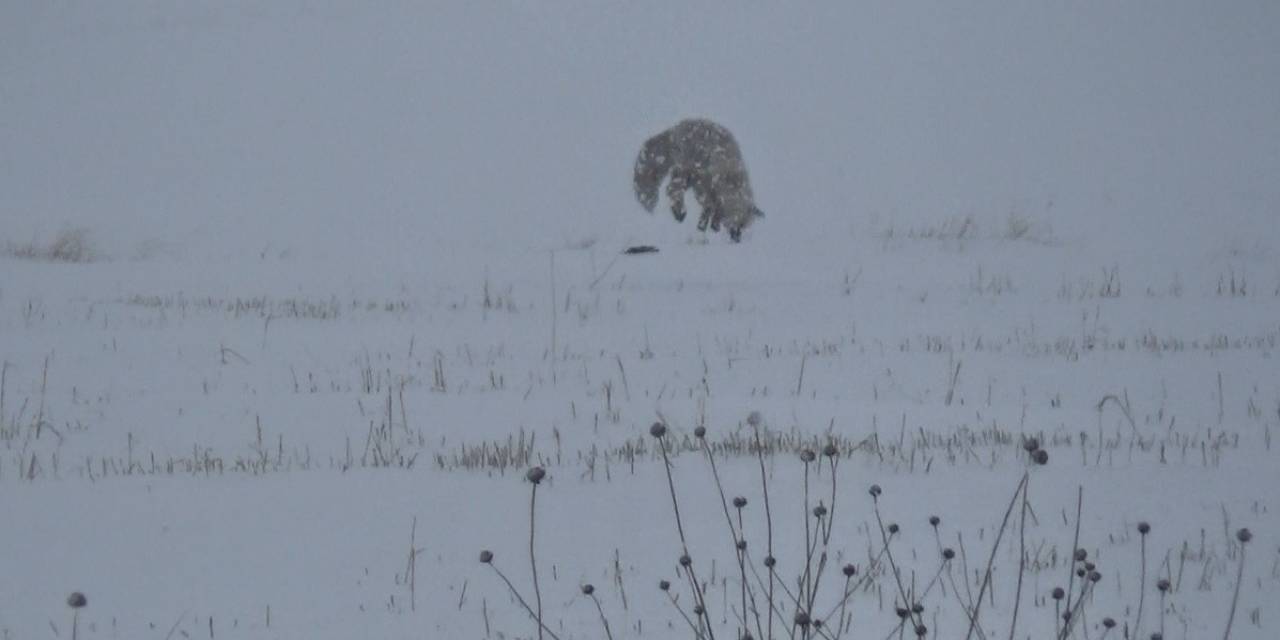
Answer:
747 411 763 427
842 563 857 577
800 449 816 463
1052 587 1065 600
1077 568 1086 578
649 422 667 438
1236 528 1252 543
694 426 706 439
1074 548 1087 562
479 550 493 564
794 611 811 627
659 580 671 591
763 555 776 568
1157 578 1170 592
911 603 924 614
869 484 882 498
888 523 900 535
942 548 956 560
525 466 546 484
1102 617 1116 629
1022 437 1040 452
1150 634 1163 640
1085 561 1096 572
1033 449 1049 465
929 515 941 527
895 607 909 619
693 604 704 616
823 443 839 457
1138 521 1150 535
581 584 595 595
733 496 748 509
813 504 828 518
736 539 747 551
1089 571 1102 582
1063 611 1072 622
679 554 692 567
66 592 87 609
915 624 928 637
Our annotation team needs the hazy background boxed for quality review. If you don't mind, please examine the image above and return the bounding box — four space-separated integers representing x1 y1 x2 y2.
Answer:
4 1 1277 263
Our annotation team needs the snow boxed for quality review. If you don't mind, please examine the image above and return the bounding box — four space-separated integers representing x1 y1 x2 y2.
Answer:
2 2 1278 639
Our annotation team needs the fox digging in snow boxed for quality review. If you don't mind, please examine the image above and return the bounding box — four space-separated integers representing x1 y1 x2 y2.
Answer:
633 119 764 242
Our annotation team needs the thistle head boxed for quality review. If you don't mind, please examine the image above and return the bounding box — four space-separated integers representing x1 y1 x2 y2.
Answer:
478 550 493 564
649 422 667 438
67 592 87 609
525 466 546 484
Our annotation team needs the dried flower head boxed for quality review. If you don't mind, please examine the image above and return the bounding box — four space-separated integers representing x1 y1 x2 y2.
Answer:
794 611 811 627
869 484 882 498
915 624 928 637
1138 521 1150 535
747 411 763 427
733 496 748 509
693 604 704 615
888 523 900 535
1033 449 1049 465
911 603 924 615
694 426 706 439
763 555 776 568
1236 528 1252 543
1023 437 1040 452
895 607 909 619
823 443 839 457
813 504 828 518
1157 578 1170 592
1052 587 1065 600
1074 548 1088 562
526 466 546 484
659 580 671 591
479 550 493 564
66 592 87 609
1150 633 1163 640
842 563 857 577
1102 617 1116 629
942 548 956 560
1085 561 1096 572
649 422 667 438
736 539 747 551
800 449 816 463
1089 571 1102 582
679 554 692 567
581 584 595 595
929 515 941 527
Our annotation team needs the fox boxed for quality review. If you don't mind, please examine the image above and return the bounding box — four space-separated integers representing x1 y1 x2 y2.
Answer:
633 119 764 242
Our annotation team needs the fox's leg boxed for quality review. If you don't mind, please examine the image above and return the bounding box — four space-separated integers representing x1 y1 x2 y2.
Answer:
666 171 688 222
693 184 716 231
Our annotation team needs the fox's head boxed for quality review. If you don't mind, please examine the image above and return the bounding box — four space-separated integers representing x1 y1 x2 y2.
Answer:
633 131 675 213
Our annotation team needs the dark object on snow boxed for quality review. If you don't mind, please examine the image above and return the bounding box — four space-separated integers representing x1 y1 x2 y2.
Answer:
623 245 659 255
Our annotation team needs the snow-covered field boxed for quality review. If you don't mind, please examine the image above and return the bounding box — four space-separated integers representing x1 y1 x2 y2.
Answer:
3 3 1278 639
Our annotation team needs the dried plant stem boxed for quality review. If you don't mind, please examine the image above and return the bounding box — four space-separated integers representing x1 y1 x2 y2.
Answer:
486 564 563 640
587 592 615 640
1008 481 1030 640
1135 533 1148 639
529 483 544 640
1222 542 1246 640
964 471 1030 640
752 421 776 640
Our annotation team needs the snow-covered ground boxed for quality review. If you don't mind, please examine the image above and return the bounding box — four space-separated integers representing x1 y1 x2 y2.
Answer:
3 2 1278 639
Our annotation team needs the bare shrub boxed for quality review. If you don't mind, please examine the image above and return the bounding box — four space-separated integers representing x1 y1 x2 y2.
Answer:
5 228 98 263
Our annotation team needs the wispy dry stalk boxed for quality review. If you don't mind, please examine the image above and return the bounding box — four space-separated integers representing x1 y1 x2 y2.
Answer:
1223 528 1252 640
964 471 1030 640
